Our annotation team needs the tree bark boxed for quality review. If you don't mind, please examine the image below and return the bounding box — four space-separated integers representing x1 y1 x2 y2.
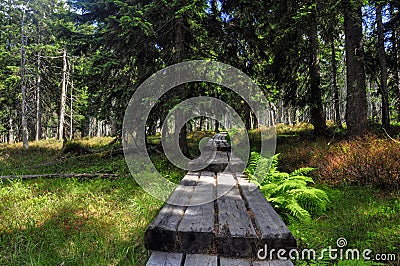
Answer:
376 3 390 130
70 63 74 140
35 51 42 141
331 36 342 128
390 4 400 122
244 104 251 130
344 0 368 137
309 7 327 135
20 8 29 149
175 9 189 156
58 49 67 141
8 113 14 144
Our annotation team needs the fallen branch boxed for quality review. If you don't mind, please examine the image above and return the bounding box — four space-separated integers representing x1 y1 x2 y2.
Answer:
27 148 124 169
0 173 118 180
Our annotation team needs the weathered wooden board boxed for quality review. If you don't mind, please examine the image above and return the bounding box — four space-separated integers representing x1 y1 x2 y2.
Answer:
145 173 199 251
178 173 216 253
239 179 297 250
146 251 183 266
216 173 258 257
229 155 246 173
206 151 229 172
184 254 218 266
219 257 251 266
167 172 199 206
212 133 231 152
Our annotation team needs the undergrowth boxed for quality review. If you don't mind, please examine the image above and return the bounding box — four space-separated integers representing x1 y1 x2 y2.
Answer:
314 134 400 190
245 152 330 221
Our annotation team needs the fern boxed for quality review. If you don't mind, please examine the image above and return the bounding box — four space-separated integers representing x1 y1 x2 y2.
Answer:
246 152 330 221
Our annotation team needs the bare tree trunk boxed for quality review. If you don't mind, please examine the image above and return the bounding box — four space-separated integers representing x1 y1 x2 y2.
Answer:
58 49 67 141
8 114 14 144
69 62 74 140
197 116 204 131
331 37 342 128
252 111 258 129
175 10 189 156
309 7 327 135
390 5 400 123
35 51 42 141
20 8 29 149
344 0 368 137
376 3 390 130
244 104 251 130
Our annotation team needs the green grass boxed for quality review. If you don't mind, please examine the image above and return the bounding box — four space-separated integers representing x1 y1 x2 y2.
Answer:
0 177 162 265
288 186 400 265
0 136 172 266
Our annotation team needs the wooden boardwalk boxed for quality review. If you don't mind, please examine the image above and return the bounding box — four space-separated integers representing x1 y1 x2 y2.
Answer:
145 134 296 265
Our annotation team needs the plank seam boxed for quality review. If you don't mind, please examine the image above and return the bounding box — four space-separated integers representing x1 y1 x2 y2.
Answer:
235 174 263 241
174 174 200 252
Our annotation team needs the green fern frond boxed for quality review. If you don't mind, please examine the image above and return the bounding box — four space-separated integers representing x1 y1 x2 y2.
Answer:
290 167 316 176
289 188 330 216
287 175 314 183
245 151 261 176
246 152 330 221
284 198 311 221
260 183 278 198
272 179 308 193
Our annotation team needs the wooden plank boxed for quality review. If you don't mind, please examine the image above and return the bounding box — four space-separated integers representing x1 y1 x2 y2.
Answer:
239 179 297 250
229 155 246 173
146 251 183 266
253 260 294 266
216 173 257 257
167 172 199 205
184 254 217 266
145 204 185 251
145 173 199 252
207 151 229 172
219 257 250 266
178 174 216 253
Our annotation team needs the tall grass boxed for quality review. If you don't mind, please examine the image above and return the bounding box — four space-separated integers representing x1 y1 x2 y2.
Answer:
0 176 164 265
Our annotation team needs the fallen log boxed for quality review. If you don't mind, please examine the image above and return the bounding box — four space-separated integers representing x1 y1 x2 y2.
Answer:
0 173 118 180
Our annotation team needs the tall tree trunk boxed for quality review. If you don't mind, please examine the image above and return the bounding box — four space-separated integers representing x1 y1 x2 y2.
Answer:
175 10 189 156
344 0 368 137
35 51 42 141
8 114 14 144
244 104 251 130
391 5 400 122
331 36 342 128
197 116 204 131
70 63 74 140
20 8 29 149
58 49 67 141
309 7 327 135
376 3 390 130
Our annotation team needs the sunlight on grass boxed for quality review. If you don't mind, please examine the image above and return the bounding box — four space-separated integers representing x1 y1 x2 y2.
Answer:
0 177 163 265
289 186 400 265
0 136 179 265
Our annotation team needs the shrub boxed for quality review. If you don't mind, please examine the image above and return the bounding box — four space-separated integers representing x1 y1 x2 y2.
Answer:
246 152 330 221
315 134 400 190
62 141 92 155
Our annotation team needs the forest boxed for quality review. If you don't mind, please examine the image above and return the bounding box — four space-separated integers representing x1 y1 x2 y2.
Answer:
1 0 400 265
0 0 399 144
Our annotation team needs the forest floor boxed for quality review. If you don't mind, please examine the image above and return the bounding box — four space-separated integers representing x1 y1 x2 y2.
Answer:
0 127 399 265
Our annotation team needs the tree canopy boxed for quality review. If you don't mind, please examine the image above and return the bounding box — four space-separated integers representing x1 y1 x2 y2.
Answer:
0 0 399 145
